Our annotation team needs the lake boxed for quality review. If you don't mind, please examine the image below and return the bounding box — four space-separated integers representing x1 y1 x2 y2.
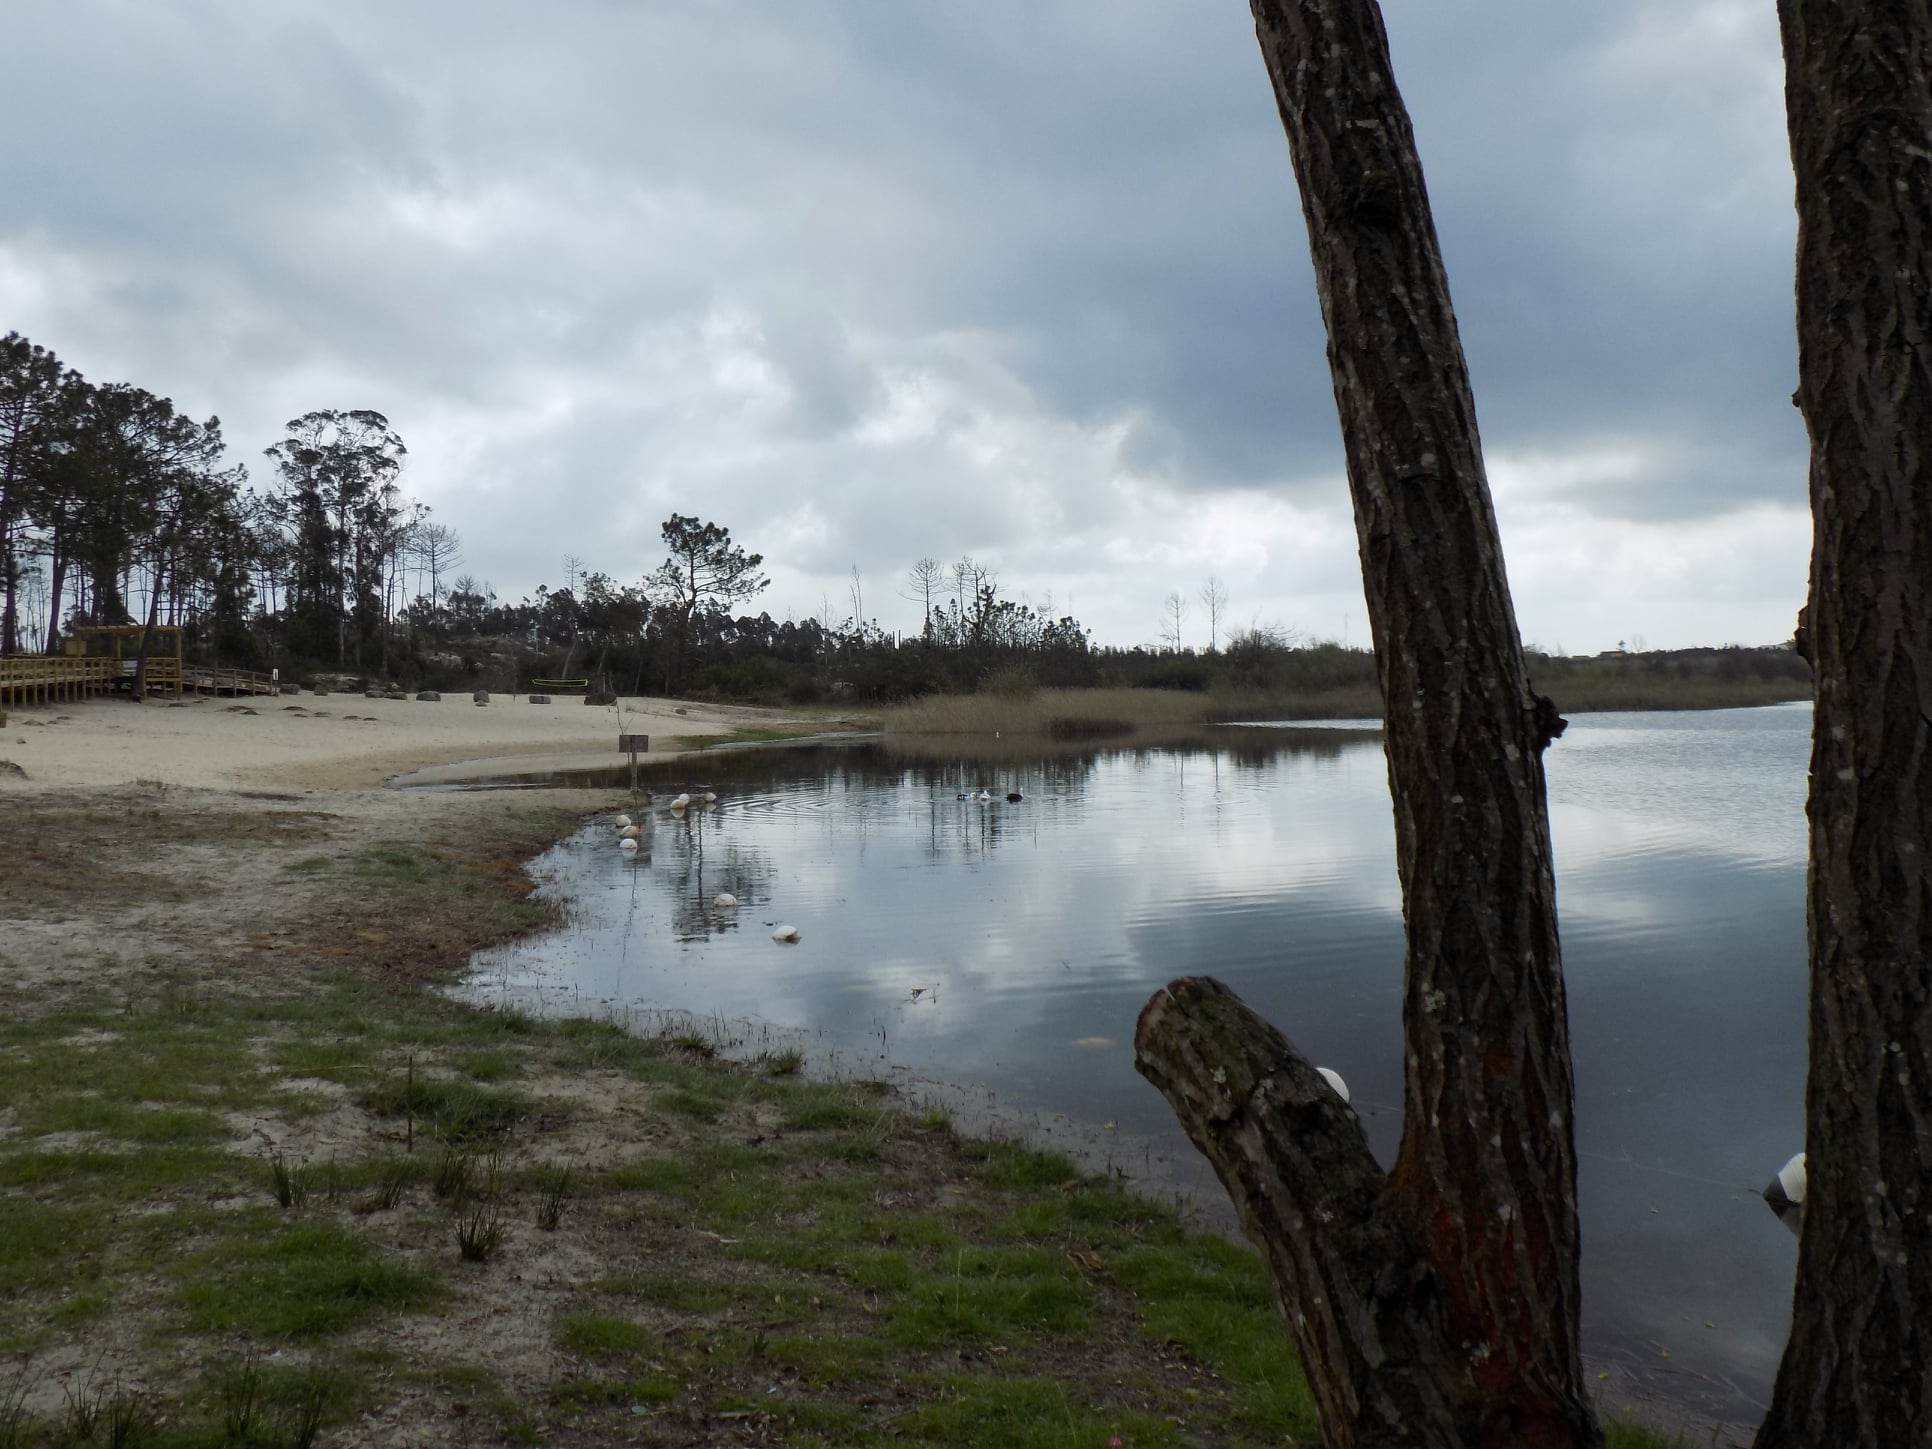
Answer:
451 704 1811 1427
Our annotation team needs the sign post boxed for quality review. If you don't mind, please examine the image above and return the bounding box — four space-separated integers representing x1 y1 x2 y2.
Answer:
618 733 649 796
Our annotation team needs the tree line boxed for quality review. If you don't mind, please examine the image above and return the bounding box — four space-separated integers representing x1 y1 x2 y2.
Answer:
0 333 451 680
0 336 1406 703
0 329 1808 715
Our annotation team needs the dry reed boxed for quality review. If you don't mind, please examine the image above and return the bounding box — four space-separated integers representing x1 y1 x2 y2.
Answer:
881 685 1382 737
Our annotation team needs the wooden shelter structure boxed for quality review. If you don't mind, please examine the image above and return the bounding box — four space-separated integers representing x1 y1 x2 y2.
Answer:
67 625 185 696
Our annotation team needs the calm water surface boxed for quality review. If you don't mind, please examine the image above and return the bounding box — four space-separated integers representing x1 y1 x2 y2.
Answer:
459 705 1810 1424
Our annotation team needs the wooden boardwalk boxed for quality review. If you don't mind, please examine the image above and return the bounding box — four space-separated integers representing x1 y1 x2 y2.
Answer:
182 666 280 698
0 656 278 706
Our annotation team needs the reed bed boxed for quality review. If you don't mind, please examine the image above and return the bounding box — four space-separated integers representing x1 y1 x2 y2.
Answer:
1536 675 1808 714
880 673 1807 741
881 684 1382 738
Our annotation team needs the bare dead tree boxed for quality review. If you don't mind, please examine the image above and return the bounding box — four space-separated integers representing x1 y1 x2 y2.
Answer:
1200 575 1229 652
1134 4 1596 1446
900 556 943 641
950 555 987 624
411 522 462 609
1160 590 1187 652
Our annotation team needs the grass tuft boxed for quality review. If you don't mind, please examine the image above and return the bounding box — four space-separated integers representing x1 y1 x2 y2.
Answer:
762 1046 805 1076
457 1203 507 1263
268 1152 312 1211
534 1164 574 1231
353 1156 412 1214
431 1146 476 1205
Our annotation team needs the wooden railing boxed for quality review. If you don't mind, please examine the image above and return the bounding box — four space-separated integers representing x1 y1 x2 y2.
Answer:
0 654 195 704
0 655 284 705
0 656 123 705
182 666 278 697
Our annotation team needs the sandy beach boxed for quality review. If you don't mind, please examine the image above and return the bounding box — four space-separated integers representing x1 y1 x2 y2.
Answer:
0 688 810 1010
0 689 781 795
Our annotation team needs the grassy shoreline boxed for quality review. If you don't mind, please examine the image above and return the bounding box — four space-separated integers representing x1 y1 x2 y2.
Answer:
0 789 1702 1447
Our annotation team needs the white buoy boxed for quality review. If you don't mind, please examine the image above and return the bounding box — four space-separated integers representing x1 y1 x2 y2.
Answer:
614 814 632 829
619 837 639 854
619 824 641 839
701 791 718 804
976 789 993 803
713 892 738 909
1315 1066 1351 1104
771 924 800 943
670 792 691 811
1764 1151 1807 1209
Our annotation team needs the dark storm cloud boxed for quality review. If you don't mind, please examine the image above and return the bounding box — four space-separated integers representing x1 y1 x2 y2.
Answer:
0 0 1809 649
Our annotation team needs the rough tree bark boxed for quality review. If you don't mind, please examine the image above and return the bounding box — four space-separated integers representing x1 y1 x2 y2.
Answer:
1758 7 1932 1446
1135 3 1596 1446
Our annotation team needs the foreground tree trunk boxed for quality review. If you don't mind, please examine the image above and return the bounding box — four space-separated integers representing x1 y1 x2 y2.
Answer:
1136 4 1596 1447
1759 8 1932 1446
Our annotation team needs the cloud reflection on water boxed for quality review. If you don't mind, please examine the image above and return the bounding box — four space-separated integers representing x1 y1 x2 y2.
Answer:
462 706 1810 1426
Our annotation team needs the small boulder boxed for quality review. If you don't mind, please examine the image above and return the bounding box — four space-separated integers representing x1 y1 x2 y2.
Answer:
473 691 490 706
416 691 441 702
586 692 617 706
0 760 25 779
529 694 552 705
384 690 408 702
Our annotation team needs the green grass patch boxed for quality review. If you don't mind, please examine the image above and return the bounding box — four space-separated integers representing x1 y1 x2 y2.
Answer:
994 1178 1170 1244
1 1144 238 1200
590 1271 744 1312
602 1142 766 1198
778 1086 882 1132
276 1035 372 1081
658 1087 729 1122
758 1330 888 1383
549 1373 681 1416
359 1073 530 1143
10 1097 228 1145
554 1310 654 1358
1116 1238 1315 1438
966 1137 1084 1191
175 1218 439 1338
454 1047 521 1083
0 1195 108 1299
895 1375 1184 1449
884 1246 1095 1345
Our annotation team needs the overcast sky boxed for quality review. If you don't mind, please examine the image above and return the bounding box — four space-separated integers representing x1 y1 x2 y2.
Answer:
1 1 1806 654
